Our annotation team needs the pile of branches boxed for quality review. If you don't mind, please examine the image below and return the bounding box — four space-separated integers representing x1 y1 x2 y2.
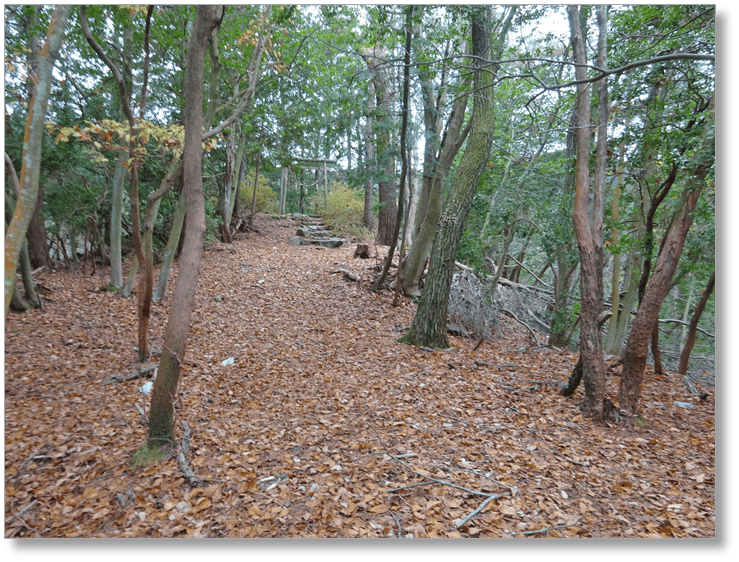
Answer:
447 266 553 344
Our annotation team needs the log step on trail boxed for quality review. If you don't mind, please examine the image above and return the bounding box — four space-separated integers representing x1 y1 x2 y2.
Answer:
288 213 345 248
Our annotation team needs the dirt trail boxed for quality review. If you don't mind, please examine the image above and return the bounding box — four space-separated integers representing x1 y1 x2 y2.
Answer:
4 215 715 538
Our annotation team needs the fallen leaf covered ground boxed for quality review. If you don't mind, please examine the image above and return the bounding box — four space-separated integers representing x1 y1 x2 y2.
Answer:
4 214 715 538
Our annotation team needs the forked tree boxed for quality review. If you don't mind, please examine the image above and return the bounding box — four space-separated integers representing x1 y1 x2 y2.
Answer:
399 6 511 349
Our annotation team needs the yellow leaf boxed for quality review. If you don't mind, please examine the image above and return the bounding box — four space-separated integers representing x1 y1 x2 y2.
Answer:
194 497 212 512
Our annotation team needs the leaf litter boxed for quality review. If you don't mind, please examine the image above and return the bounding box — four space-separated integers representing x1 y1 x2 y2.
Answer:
4 214 715 538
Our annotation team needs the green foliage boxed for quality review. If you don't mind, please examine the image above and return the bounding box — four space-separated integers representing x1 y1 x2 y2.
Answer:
239 171 278 214
551 301 580 343
310 182 369 238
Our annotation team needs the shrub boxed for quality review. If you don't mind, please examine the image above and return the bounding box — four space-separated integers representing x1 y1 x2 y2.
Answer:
311 182 370 238
239 172 278 214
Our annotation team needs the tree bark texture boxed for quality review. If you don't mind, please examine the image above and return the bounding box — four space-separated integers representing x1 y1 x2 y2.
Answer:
362 79 375 231
5 5 71 318
153 183 186 302
147 5 222 450
399 7 497 349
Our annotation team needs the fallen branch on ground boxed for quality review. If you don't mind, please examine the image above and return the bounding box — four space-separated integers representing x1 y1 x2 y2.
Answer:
362 424 513 530
101 364 158 386
332 268 360 281
178 421 200 488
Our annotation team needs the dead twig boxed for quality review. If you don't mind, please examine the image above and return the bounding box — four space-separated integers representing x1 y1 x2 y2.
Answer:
390 510 403 538
520 523 598 537
363 423 512 529
5 500 40 525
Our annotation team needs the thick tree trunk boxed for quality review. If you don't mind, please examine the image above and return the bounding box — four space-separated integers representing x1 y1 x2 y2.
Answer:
399 7 498 349
678 270 715 375
362 80 375 231
147 5 222 450
5 5 71 317
364 46 397 246
26 185 50 270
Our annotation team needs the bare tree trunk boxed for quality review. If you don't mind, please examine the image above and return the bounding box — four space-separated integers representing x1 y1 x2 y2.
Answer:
376 6 413 290
618 87 713 415
5 5 71 317
80 5 152 359
153 182 186 302
567 5 607 420
619 189 704 414
678 270 714 375
363 45 397 246
147 5 222 451
219 127 236 243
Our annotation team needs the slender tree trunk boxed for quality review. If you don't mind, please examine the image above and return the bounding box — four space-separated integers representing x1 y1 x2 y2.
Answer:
249 150 261 229
399 7 500 349
376 6 413 290
279 167 287 215
219 127 236 243
567 5 607 419
678 270 714 375
651 323 663 375
147 5 222 451
5 5 72 317
604 128 629 352
139 159 183 351
153 183 186 302
109 148 128 289
618 86 714 415
619 189 704 414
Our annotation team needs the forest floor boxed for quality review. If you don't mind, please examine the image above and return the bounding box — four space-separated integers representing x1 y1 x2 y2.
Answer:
4 214 715 539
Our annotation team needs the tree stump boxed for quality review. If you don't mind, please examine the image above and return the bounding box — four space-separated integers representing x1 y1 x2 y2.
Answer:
354 244 370 259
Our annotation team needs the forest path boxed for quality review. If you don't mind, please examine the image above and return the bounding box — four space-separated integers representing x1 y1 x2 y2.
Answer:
4 215 715 538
